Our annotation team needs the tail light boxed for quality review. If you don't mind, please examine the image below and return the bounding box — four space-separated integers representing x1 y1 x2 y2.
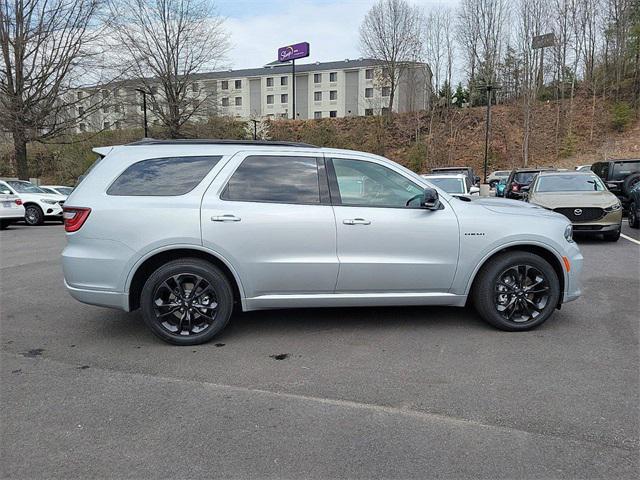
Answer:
63 206 91 232
15 199 22 205
512 184 520 192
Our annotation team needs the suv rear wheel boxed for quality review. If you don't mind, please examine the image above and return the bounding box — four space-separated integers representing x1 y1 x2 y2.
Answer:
472 251 560 331
629 202 639 228
140 258 233 345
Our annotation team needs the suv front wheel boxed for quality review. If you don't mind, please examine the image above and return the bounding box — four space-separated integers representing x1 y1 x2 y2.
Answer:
140 258 234 345
472 251 560 331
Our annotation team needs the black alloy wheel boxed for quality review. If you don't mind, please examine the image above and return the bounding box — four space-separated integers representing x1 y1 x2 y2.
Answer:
473 251 560 331
140 259 233 345
494 265 551 323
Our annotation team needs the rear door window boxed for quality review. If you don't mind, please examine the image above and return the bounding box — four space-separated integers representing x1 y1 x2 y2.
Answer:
221 155 321 204
612 161 640 181
107 156 222 196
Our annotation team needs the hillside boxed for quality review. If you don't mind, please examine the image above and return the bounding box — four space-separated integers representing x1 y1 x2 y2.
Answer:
269 94 639 175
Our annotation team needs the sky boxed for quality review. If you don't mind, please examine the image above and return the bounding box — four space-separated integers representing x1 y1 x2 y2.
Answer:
217 0 460 70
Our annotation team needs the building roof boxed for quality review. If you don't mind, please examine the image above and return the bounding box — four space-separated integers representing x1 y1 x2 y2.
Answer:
192 58 426 81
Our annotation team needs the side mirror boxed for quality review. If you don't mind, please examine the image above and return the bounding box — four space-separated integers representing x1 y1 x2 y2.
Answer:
421 187 441 210
521 185 531 192
469 186 480 195
474 176 481 184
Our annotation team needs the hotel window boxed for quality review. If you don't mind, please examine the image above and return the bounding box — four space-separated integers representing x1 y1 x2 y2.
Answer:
329 72 337 82
382 107 390 115
103 105 109 114
79 123 86 132
266 95 274 104
314 111 322 119
281 94 288 103
314 73 321 83
330 90 337 100
78 106 84 116
365 88 373 98
77 92 83 100
329 110 337 118
221 80 229 90
235 97 242 106
266 77 273 86
235 80 242 89
280 76 288 86
365 69 373 80
192 83 199 92
314 91 322 101
103 121 110 129
365 108 374 116
221 97 229 106
382 87 391 97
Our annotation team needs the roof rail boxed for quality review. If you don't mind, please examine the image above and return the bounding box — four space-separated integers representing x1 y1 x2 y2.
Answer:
126 138 319 148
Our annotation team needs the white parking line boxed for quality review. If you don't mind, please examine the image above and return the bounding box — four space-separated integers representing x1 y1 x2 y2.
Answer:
621 233 640 245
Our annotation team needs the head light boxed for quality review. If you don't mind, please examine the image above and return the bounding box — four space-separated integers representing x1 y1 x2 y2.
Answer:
604 202 621 212
41 199 58 204
564 224 574 243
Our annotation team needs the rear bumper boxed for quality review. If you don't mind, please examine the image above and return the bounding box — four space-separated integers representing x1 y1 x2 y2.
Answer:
64 280 130 311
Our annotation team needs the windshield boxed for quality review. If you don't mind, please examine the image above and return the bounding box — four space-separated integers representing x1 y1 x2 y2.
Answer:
535 175 606 192
427 177 465 194
56 187 73 195
6 180 46 193
612 161 640 181
513 172 538 184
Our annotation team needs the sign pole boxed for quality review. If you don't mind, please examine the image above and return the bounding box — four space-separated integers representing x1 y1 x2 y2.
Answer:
292 59 296 120
277 42 309 120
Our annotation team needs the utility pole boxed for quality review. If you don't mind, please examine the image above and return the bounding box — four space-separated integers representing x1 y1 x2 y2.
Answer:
135 88 149 138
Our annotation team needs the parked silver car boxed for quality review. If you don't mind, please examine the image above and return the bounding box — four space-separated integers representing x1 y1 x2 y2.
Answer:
62 140 583 345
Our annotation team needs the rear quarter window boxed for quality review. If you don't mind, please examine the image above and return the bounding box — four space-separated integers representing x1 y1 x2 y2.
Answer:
107 156 222 196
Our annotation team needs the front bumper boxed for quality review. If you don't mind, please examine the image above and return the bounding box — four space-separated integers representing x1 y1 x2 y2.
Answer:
562 243 583 304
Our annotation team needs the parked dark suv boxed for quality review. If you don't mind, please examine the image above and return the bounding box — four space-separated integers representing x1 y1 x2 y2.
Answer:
504 168 555 200
590 159 640 208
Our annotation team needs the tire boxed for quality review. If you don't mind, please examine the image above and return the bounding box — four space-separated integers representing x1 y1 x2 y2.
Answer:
622 173 640 196
24 204 44 226
629 202 639 229
0 220 8 230
603 227 621 242
472 251 560 332
140 258 234 345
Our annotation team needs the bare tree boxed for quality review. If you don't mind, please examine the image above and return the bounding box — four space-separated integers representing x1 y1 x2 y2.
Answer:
108 0 229 138
457 0 509 104
517 0 550 166
0 0 109 179
359 0 423 113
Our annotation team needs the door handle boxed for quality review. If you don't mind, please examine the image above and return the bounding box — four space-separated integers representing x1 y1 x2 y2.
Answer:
343 218 371 225
211 214 241 222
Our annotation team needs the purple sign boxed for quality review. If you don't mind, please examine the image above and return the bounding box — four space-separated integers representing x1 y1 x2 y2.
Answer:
278 42 310 62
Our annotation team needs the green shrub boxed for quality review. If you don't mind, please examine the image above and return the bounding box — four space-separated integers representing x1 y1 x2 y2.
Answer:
611 101 633 132
405 142 428 173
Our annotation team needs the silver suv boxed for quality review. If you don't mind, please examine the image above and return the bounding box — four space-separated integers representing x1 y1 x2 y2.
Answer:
62 140 583 345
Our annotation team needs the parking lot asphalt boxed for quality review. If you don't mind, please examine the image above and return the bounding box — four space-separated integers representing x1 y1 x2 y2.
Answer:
1 222 639 479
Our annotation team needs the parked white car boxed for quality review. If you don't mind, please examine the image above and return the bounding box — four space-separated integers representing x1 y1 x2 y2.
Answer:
40 185 74 197
0 186 25 229
421 174 480 196
0 180 65 225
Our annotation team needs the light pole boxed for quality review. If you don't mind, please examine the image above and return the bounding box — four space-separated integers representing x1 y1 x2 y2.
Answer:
478 82 501 185
135 88 149 138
